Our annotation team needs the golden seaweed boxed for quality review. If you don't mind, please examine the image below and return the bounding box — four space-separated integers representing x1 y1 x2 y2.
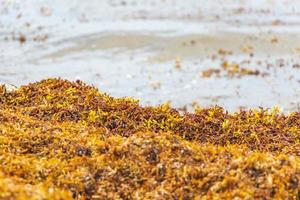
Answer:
1 78 300 199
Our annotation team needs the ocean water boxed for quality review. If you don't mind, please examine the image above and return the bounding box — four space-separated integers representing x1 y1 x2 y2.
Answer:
1 0 300 111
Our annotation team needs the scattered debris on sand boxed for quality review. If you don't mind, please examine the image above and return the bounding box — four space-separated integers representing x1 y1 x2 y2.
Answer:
201 61 267 78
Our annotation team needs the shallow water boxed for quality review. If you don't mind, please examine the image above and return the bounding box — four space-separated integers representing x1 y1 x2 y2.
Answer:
1 0 300 111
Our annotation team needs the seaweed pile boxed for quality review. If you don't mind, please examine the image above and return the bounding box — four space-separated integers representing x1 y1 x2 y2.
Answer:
1 79 300 199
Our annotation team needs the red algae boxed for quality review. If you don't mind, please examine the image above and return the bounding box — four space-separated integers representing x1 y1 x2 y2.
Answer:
1 78 300 199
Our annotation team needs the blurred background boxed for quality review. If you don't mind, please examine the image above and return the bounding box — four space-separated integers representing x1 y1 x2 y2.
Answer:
1 0 300 111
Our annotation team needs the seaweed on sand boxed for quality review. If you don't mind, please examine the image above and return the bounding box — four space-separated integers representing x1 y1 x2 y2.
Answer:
1 78 300 199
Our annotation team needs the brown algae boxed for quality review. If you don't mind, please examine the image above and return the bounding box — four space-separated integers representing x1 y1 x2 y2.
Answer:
1 78 300 199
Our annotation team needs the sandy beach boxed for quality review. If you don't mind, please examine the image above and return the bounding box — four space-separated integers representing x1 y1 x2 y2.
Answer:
1 0 300 111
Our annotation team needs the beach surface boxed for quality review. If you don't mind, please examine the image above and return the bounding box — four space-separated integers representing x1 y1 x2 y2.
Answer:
1 0 300 111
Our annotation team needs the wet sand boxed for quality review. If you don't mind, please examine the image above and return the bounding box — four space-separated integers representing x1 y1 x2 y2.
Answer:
1 0 300 111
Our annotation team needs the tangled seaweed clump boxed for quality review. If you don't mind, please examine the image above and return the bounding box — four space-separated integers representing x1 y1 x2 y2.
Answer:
1 78 300 199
